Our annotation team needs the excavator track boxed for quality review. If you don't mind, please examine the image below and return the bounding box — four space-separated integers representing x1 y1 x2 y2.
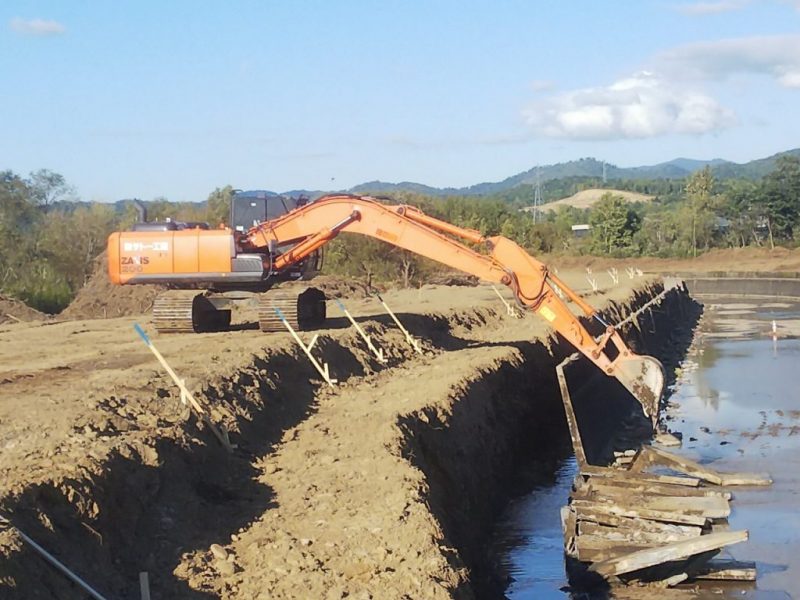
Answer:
152 291 231 333
258 287 326 332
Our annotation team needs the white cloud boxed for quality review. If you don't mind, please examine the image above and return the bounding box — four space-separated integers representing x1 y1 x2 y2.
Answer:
657 34 800 88
530 79 555 92
9 17 66 36
671 0 749 15
523 72 735 140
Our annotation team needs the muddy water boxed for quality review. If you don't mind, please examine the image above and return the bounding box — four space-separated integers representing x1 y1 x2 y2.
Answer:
491 297 800 599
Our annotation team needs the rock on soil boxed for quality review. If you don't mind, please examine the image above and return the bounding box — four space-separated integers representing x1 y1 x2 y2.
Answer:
59 252 164 320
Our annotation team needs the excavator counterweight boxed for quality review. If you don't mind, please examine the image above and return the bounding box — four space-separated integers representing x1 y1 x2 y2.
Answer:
108 193 665 424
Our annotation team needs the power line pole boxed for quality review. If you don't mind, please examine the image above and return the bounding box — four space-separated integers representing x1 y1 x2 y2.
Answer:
602 160 607 185
533 166 542 224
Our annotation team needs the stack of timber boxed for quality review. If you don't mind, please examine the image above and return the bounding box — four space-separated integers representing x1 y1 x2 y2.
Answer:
556 356 771 591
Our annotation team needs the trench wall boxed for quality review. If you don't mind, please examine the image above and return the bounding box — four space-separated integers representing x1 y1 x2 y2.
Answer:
397 282 701 598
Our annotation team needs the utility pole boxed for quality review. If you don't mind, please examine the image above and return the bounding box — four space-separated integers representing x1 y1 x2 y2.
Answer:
533 166 542 224
602 160 607 185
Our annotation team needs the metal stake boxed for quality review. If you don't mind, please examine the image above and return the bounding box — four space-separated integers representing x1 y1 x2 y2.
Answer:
375 294 424 355
0 514 108 600
334 299 386 363
134 324 233 452
274 308 337 387
491 285 523 318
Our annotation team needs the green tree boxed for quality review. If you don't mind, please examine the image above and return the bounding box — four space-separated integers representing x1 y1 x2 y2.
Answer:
684 166 718 257
589 193 640 255
207 185 234 226
755 155 800 245
27 169 74 210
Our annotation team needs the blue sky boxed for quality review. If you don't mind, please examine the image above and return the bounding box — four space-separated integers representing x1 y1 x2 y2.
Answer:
1 1 799 201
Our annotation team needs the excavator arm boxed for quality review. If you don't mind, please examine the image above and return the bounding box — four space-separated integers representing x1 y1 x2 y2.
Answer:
245 194 665 421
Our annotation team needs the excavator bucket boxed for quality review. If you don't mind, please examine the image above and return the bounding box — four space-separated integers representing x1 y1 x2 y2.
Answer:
613 355 666 426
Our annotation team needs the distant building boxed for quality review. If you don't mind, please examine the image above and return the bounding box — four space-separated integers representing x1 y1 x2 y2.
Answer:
571 224 591 238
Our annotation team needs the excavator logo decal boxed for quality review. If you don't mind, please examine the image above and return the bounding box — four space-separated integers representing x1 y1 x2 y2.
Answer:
121 256 150 273
375 228 399 243
123 241 169 252
121 256 150 265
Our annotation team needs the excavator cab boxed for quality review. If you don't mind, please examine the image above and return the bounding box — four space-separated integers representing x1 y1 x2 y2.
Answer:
231 191 322 277
230 190 291 233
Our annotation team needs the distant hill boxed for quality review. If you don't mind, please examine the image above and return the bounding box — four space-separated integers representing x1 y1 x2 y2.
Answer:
532 189 655 212
331 148 800 198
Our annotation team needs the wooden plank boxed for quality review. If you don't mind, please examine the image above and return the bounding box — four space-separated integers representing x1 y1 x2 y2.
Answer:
573 510 702 537
573 487 729 517
693 559 757 581
561 505 577 558
556 358 587 468
636 447 771 487
573 491 729 519
571 499 708 527
588 530 748 578
573 504 703 530
582 465 700 487
637 446 723 485
586 478 731 500
578 521 700 544
654 431 682 447
574 534 650 563
576 544 644 564
719 472 772 486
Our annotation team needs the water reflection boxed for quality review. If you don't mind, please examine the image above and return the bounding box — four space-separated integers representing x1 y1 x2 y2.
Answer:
492 297 800 599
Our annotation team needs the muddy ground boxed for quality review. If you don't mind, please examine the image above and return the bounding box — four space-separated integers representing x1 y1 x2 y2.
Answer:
0 250 796 599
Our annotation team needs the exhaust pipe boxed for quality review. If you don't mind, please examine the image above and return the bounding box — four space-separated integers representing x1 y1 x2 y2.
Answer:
133 199 147 223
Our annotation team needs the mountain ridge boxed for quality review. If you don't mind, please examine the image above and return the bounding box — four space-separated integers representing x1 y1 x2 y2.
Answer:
328 148 800 198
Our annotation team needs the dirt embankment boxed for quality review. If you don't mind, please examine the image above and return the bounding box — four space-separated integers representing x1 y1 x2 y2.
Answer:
58 252 164 320
552 246 800 274
0 294 44 325
0 280 699 599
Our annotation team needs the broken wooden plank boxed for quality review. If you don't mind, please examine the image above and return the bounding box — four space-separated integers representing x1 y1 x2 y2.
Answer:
574 509 703 537
693 558 757 581
571 489 730 519
571 499 708 527
584 477 731 500
638 451 771 487
654 431 682 447
575 535 652 563
578 521 700 544
719 472 772 486
588 530 748 578
561 505 577 557
634 445 724 484
582 465 700 487
556 356 588 468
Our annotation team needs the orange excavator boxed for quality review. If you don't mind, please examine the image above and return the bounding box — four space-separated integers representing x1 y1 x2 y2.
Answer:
108 193 665 421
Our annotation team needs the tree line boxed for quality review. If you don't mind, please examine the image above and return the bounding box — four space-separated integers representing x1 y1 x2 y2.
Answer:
1 158 798 313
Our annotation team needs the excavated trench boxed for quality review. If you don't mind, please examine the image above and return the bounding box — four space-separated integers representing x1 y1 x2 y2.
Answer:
398 283 702 598
0 283 700 599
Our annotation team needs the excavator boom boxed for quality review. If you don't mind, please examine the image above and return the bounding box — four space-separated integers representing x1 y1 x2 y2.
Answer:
245 195 665 421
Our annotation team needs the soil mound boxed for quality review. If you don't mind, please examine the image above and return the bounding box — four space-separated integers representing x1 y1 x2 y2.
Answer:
60 252 164 320
0 294 45 324
307 275 378 299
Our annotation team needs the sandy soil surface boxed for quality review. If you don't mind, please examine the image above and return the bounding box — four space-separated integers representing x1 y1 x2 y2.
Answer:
0 268 649 599
537 188 655 212
0 250 796 599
